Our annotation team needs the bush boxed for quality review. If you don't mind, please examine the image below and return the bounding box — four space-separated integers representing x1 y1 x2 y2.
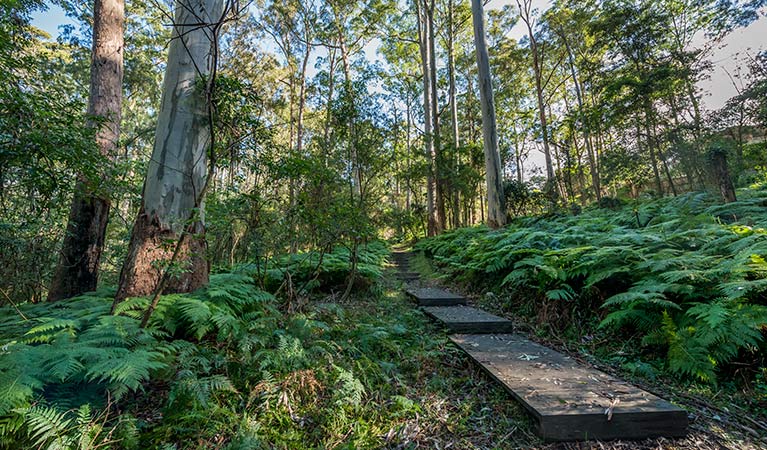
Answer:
416 188 767 383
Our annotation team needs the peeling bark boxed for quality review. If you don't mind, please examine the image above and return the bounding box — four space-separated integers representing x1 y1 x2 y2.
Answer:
471 0 506 228
115 0 222 302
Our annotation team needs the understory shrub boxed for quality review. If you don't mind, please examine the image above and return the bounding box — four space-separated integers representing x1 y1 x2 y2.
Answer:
416 188 767 383
0 243 390 448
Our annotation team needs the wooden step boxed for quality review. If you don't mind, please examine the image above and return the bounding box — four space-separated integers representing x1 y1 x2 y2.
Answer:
396 272 419 280
422 306 513 333
405 287 466 306
449 334 688 442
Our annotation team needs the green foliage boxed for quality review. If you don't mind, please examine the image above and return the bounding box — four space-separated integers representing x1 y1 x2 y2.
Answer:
0 271 277 448
2 243 521 448
236 241 389 294
417 188 767 383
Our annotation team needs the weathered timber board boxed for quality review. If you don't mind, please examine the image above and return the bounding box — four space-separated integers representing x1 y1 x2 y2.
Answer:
396 272 420 280
405 287 466 306
449 334 687 441
422 306 514 333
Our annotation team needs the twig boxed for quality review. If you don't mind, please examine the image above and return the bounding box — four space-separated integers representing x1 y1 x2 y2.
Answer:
0 287 27 321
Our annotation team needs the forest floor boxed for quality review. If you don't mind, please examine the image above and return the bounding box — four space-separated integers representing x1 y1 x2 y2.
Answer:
404 253 767 449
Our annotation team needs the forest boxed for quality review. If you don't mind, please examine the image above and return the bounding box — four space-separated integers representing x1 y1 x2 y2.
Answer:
1 0 767 447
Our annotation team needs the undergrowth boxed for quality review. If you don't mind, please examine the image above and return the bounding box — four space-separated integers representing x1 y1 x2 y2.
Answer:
0 241 528 448
415 188 767 386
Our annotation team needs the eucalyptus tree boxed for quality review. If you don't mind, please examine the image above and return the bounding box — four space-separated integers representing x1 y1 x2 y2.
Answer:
516 0 558 194
48 0 124 301
544 2 602 201
114 0 227 314
471 0 505 228
379 13 426 216
324 0 392 200
414 0 445 235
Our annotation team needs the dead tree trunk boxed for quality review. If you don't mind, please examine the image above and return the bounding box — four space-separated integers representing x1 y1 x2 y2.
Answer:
471 0 506 228
48 0 124 301
114 0 222 304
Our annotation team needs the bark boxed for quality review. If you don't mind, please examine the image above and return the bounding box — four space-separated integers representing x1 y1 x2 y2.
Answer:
336 25 361 199
296 40 311 156
643 118 663 195
711 149 737 203
561 31 600 201
48 0 124 301
115 0 222 303
518 0 555 191
323 48 336 160
405 89 412 210
448 0 460 228
427 0 445 233
471 0 506 228
416 0 437 236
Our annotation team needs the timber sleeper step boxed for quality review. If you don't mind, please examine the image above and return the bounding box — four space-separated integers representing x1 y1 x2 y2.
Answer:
406 287 467 306
449 333 688 442
421 306 514 333
396 272 420 280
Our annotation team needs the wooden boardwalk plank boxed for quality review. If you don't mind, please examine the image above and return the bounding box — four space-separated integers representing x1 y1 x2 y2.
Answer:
406 287 466 306
449 334 688 441
422 306 514 333
396 272 420 280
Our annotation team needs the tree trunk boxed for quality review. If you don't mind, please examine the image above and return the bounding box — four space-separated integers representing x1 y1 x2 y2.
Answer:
427 0 445 233
114 0 222 303
448 0 460 229
48 0 124 301
296 40 312 156
642 107 663 196
323 47 336 162
471 0 506 228
518 0 554 192
416 0 437 236
561 32 600 201
711 148 737 203
405 88 412 211
336 26 361 199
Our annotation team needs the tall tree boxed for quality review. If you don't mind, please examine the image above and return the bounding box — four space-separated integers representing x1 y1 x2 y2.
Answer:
114 0 224 307
415 0 439 235
426 0 446 232
471 0 505 228
447 0 461 228
48 0 124 301
517 0 556 195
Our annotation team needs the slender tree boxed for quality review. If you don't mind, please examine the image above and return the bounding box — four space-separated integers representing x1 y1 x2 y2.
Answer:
415 0 438 235
471 0 505 228
447 0 461 228
517 0 556 193
48 0 124 301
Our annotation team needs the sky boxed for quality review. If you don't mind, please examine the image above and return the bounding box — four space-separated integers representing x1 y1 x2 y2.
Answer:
31 1 767 174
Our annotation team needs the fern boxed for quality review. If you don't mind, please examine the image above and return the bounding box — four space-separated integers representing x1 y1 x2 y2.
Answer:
417 187 767 383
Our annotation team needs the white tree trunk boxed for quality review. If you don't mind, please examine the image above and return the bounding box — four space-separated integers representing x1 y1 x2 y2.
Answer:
143 0 222 232
116 0 223 301
471 0 506 228
416 0 437 236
